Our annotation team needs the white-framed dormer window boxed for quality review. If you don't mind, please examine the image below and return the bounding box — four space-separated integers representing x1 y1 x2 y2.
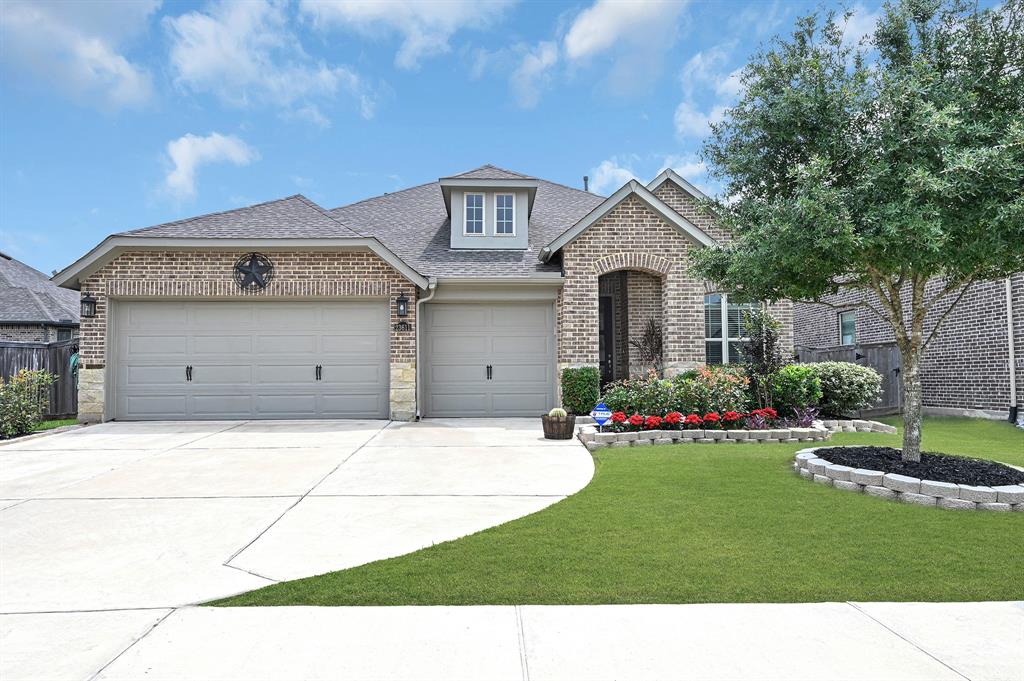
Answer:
495 193 514 235
704 293 760 364
464 193 484 235
839 310 856 345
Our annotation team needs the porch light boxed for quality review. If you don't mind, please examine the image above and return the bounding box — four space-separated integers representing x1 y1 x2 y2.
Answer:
396 291 409 317
80 293 97 318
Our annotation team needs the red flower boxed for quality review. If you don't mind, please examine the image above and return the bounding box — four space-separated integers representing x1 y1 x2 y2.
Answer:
723 411 741 422
628 413 644 427
703 412 721 429
664 411 682 425
644 415 662 429
683 413 703 427
611 411 626 423
762 407 778 420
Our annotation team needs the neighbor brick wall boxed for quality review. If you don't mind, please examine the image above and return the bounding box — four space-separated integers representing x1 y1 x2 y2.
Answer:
77 249 420 420
0 324 51 343
793 273 1024 415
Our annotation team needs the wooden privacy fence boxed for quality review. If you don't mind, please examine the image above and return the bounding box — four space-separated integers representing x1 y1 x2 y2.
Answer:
794 341 903 416
0 339 78 419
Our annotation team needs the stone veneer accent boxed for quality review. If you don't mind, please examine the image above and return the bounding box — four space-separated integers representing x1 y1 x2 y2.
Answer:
77 249 418 422
793 446 1024 511
556 180 794 379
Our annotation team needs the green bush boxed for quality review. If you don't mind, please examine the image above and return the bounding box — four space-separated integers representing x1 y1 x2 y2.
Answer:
601 365 751 416
0 369 57 439
560 367 600 415
771 365 823 416
806 362 883 416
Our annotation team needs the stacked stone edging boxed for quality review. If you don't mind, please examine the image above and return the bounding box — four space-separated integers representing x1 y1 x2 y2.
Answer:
793 446 1024 512
579 423 832 451
821 419 897 434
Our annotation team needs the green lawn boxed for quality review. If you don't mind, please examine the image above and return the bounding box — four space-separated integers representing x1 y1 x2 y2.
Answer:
32 419 78 432
213 417 1024 607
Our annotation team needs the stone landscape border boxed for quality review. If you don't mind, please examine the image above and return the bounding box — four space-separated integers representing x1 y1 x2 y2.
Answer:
793 446 1024 511
821 419 897 434
578 423 833 451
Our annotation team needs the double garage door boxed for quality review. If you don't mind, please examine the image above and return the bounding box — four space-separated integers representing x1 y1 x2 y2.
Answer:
113 300 389 420
421 302 556 417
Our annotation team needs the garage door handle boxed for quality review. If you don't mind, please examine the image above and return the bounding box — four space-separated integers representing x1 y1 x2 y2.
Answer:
185 365 192 382
486 364 492 380
316 365 322 381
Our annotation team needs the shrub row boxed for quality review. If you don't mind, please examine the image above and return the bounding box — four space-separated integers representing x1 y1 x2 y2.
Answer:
0 370 57 439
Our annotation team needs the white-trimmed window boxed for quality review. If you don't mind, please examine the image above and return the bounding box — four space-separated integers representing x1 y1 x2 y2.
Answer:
464 193 484 235
839 310 856 345
704 293 759 364
495 194 514 235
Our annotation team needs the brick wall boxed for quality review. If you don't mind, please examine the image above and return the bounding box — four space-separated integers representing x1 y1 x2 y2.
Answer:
793 273 1024 416
0 324 50 343
626 270 662 375
77 249 419 420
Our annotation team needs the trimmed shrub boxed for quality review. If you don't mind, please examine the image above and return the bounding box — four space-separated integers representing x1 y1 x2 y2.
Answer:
601 371 674 416
671 365 751 415
560 367 600 415
806 362 882 416
0 369 57 439
771 365 823 416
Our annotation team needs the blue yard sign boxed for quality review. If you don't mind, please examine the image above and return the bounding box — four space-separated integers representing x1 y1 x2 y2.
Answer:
590 402 612 427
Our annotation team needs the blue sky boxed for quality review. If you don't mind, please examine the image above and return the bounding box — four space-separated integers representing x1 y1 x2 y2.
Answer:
1 0 887 275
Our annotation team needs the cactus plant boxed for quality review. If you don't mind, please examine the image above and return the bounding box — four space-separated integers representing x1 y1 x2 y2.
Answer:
548 407 568 418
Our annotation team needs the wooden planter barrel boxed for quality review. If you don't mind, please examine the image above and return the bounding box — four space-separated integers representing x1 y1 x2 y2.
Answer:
541 414 576 440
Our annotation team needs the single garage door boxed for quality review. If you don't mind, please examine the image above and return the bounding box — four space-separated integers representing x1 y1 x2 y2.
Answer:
423 302 555 417
113 300 389 420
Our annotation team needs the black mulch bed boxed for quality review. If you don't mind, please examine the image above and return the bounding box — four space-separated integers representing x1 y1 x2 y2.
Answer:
815 446 1024 487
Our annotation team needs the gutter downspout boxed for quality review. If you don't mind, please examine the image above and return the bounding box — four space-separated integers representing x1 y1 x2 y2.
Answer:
1006 277 1019 424
415 277 438 421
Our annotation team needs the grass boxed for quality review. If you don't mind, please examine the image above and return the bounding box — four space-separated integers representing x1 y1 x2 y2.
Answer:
212 417 1024 607
31 418 78 432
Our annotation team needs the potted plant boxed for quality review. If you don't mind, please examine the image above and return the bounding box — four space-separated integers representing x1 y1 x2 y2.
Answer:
541 407 576 440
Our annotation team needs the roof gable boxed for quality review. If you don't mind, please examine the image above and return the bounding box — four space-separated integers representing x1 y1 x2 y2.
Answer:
646 168 712 203
444 165 536 181
540 180 717 261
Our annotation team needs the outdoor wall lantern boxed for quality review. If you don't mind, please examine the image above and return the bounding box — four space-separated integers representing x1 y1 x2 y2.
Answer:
80 293 97 318
396 291 409 317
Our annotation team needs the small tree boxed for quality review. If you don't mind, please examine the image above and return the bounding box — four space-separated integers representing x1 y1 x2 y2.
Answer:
741 308 787 408
694 0 1024 461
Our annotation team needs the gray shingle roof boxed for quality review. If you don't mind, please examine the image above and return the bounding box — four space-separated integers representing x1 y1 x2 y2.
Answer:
0 252 79 324
116 195 361 239
445 164 536 181
329 178 604 277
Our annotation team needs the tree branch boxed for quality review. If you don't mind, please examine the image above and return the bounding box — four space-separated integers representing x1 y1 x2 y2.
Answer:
923 278 976 348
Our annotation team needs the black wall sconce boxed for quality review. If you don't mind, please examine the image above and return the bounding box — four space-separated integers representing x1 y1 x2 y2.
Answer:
81 293 97 318
396 291 409 317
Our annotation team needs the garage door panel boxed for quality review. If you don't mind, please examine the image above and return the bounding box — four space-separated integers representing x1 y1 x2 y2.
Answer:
491 305 550 330
429 335 488 356
121 394 188 418
491 363 549 383
489 392 550 415
193 335 253 354
430 306 488 329
192 394 253 418
429 364 487 383
257 334 317 354
429 391 491 416
115 300 389 420
124 365 183 386
491 335 548 355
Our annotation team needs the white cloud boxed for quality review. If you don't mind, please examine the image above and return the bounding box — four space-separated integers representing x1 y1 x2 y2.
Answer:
661 154 706 179
589 157 639 194
300 0 515 70
164 132 259 200
510 42 558 109
0 0 157 109
843 4 881 48
165 0 373 122
563 0 686 94
674 101 727 138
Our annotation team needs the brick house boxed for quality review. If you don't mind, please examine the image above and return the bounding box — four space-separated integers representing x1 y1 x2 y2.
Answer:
52 166 793 423
0 251 79 343
793 275 1024 423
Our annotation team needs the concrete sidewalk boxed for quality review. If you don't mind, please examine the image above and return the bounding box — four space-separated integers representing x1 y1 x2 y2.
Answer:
3 601 1020 680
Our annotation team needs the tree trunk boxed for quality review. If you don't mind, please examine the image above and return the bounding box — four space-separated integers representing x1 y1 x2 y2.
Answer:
900 345 924 462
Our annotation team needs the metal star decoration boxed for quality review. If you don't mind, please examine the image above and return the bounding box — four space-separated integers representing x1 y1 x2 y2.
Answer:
233 253 274 290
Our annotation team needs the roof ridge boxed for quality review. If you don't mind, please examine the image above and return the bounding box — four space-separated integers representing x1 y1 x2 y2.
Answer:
120 194 308 236
328 180 438 212
22 287 53 322
291 194 363 236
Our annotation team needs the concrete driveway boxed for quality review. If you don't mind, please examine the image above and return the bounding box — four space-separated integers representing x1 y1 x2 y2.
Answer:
0 418 591 679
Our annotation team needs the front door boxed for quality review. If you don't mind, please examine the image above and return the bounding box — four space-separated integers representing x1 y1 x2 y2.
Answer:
599 295 614 384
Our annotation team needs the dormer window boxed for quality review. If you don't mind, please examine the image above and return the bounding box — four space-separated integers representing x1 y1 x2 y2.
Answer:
464 193 484 235
495 194 514 235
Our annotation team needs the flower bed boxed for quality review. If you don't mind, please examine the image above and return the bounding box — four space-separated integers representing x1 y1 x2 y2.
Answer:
579 421 832 450
793 446 1024 511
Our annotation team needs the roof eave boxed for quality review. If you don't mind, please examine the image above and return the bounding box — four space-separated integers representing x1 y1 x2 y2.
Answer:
52 236 429 291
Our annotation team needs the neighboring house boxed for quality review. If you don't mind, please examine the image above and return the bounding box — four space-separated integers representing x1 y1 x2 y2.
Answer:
793 275 1024 422
0 251 79 343
53 165 792 423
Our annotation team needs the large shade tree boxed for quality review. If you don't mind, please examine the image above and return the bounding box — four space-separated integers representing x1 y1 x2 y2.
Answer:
694 0 1024 461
